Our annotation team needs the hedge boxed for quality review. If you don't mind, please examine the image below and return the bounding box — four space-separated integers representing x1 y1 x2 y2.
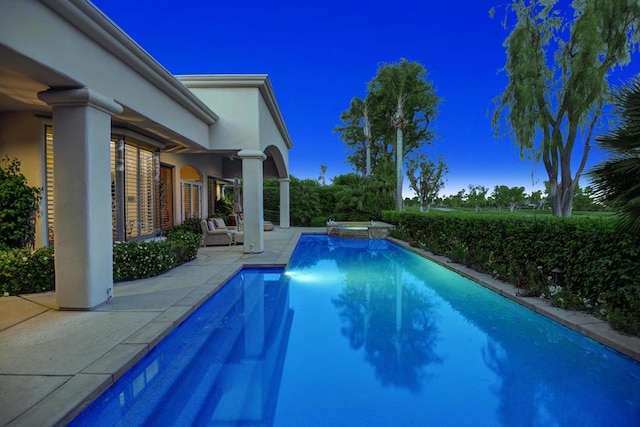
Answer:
1 230 202 295
381 210 640 336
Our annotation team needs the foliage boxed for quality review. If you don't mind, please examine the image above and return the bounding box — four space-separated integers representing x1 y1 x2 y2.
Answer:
466 185 489 212
264 182 280 224
335 59 440 211
264 175 395 225
382 210 640 335
491 0 640 217
333 174 394 220
290 177 322 226
335 97 373 176
589 77 640 232
165 216 202 237
215 197 233 217
368 59 440 210
1 226 202 292
0 247 54 295
165 229 201 265
406 152 448 212
113 240 176 281
0 157 42 249
310 216 327 227
113 229 200 281
491 185 526 212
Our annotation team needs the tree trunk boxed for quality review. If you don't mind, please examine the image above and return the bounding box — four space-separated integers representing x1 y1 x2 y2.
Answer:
550 152 577 217
365 140 371 177
396 127 403 210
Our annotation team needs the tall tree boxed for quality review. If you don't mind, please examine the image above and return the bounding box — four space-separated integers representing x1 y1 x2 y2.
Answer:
492 185 526 212
336 97 367 176
406 153 448 212
368 59 440 210
589 78 640 231
528 189 543 209
492 0 640 217
467 185 489 212
318 164 328 185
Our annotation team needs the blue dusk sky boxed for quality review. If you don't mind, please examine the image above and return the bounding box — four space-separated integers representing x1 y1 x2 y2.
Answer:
91 0 639 196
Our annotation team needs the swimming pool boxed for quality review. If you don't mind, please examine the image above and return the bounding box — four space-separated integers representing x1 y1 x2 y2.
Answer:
71 234 640 426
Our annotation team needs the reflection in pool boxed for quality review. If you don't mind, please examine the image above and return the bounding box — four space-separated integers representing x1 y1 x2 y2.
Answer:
71 235 640 426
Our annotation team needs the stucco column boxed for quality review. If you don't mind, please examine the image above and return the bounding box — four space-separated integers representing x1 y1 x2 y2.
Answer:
278 177 290 228
38 88 122 310
238 149 266 254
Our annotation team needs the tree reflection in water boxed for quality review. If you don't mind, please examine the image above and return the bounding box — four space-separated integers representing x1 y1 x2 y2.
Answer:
330 239 442 393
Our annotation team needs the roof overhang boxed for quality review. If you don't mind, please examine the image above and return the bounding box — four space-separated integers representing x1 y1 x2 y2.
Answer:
41 0 219 125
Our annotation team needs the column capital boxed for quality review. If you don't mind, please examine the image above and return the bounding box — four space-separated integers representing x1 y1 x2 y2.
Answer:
238 149 266 161
278 177 291 183
38 88 123 115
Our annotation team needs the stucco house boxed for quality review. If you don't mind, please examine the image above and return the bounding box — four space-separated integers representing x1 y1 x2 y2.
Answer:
0 0 292 310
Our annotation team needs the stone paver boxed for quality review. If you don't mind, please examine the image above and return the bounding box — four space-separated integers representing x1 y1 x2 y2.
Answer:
0 375 70 427
0 298 50 331
1 226 639 426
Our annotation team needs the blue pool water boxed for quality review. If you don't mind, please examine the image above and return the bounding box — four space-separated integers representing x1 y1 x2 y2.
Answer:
71 235 640 426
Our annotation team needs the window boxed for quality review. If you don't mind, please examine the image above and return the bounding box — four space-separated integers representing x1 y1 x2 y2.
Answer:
180 165 202 220
45 126 54 245
159 165 174 231
45 128 160 242
121 142 156 238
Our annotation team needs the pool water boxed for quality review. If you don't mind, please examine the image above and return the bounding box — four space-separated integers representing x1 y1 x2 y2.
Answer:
71 235 640 426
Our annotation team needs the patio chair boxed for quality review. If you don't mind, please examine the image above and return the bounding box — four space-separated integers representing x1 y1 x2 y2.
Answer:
200 219 234 246
202 218 243 246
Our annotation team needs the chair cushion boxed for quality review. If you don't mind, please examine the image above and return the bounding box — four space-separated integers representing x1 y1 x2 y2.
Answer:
212 218 227 229
207 220 215 231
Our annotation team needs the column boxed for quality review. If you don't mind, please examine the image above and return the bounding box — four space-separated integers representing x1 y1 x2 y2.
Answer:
238 149 266 253
38 88 122 310
278 177 290 228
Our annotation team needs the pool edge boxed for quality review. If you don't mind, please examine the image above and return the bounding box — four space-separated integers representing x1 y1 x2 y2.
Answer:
387 236 640 363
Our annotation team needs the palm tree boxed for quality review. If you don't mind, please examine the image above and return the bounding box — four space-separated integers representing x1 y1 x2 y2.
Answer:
368 59 439 211
589 78 640 232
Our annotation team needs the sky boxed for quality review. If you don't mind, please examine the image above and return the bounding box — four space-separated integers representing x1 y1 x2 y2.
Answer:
91 0 639 197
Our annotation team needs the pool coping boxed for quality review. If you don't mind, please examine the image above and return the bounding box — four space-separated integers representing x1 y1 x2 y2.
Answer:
388 237 640 362
3 228 639 426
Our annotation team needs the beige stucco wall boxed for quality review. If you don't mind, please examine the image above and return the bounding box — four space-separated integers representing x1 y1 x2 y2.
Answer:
258 94 289 164
183 87 260 151
0 112 47 246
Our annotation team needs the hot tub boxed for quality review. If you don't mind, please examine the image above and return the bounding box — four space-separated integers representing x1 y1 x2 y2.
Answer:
326 221 393 239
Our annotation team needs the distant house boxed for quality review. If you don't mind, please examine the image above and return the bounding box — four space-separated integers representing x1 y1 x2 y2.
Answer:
0 0 292 310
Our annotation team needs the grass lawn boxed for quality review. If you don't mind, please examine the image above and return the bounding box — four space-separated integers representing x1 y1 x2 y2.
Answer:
404 206 614 218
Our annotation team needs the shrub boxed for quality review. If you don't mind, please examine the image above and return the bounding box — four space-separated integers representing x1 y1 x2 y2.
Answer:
113 231 201 281
310 216 327 227
166 229 201 265
113 240 176 281
1 224 204 292
0 157 42 249
0 247 55 295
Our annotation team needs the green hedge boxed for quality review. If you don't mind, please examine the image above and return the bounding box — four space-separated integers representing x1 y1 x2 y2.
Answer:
382 210 640 336
1 230 202 295
0 247 54 295
113 230 200 281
